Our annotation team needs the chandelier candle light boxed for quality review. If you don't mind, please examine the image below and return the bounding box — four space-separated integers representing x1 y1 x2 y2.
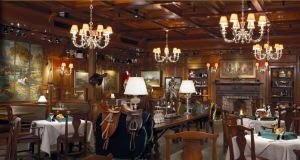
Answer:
153 30 181 63
219 0 267 44
70 0 113 49
253 24 284 61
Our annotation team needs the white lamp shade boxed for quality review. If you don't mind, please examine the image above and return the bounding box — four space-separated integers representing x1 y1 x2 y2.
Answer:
179 80 196 94
38 95 47 103
124 77 148 96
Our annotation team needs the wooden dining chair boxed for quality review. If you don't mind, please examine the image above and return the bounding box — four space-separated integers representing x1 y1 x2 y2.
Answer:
227 125 268 160
293 149 300 160
282 105 298 131
205 101 217 133
291 112 300 135
13 121 41 160
165 131 218 160
57 108 90 160
227 125 255 160
222 110 239 152
0 105 14 160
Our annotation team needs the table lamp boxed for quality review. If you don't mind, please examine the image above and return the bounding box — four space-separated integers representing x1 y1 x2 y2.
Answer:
179 80 196 115
124 77 148 109
37 95 47 103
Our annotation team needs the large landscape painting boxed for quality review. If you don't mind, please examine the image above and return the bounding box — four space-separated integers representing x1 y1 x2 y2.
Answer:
0 40 43 101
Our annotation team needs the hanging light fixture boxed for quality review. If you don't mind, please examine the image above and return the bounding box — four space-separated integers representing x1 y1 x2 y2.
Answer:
70 0 113 49
253 24 284 60
219 0 267 44
153 30 181 63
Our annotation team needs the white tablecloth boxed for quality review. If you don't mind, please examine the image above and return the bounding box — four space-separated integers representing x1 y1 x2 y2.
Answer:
238 118 285 133
32 120 93 156
226 134 300 160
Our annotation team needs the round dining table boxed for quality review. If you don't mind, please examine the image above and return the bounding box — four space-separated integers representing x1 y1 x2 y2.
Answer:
226 134 300 160
238 118 285 133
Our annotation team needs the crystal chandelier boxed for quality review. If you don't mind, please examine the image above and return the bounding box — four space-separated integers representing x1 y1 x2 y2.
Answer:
70 0 113 49
253 24 284 60
153 30 181 63
219 0 267 44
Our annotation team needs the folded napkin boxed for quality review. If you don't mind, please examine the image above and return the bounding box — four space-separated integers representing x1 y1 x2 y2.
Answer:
258 130 279 140
56 116 73 122
46 116 73 122
260 117 276 121
282 132 297 140
46 117 54 122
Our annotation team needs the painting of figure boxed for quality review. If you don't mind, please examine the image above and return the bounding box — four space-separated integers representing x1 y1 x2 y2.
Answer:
165 77 182 100
220 60 256 78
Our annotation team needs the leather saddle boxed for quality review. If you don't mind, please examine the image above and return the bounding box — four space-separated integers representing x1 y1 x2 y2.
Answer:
121 104 143 151
99 104 121 150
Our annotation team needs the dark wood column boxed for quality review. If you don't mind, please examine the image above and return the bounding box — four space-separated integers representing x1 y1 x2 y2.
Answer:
88 49 96 102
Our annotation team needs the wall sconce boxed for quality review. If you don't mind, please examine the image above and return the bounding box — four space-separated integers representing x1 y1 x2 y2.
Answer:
206 62 218 72
60 62 73 76
255 61 268 73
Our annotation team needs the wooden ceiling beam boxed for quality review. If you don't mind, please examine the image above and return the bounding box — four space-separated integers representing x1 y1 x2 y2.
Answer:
251 0 264 12
146 34 300 51
161 4 220 39
201 1 220 15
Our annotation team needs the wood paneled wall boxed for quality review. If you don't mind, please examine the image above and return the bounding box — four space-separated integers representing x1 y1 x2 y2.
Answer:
1 34 300 106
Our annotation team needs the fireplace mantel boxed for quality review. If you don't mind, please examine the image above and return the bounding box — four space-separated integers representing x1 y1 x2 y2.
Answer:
215 80 262 109
215 80 262 85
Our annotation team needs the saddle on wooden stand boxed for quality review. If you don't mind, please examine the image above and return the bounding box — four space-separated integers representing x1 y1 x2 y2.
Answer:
121 104 143 151
99 105 121 150
96 103 154 159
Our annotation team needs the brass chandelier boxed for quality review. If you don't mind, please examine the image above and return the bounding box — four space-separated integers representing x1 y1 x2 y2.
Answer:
219 0 267 44
153 30 181 63
253 24 284 61
70 0 113 49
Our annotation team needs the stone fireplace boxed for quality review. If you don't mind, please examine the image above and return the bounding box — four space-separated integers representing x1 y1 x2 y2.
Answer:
215 80 262 115
222 96 253 115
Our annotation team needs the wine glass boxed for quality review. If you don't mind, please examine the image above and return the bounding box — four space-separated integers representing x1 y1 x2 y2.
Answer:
49 112 54 122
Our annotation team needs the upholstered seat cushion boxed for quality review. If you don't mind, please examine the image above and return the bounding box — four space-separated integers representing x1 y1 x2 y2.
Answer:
17 133 40 143
57 134 85 142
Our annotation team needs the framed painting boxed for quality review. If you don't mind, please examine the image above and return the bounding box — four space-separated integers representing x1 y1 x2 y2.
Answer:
141 70 161 87
74 71 89 89
220 60 256 78
165 77 182 91
0 40 43 102
102 70 119 93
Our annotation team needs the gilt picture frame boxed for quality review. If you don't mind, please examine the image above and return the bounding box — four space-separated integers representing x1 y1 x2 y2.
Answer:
141 70 161 87
74 71 89 89
102 70 119 93
220 60 256 78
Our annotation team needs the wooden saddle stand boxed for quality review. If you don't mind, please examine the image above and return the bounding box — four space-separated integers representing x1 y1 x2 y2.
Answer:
99 104 143 151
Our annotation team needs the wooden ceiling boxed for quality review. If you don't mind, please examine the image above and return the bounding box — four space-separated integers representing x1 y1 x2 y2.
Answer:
1 0 300 56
